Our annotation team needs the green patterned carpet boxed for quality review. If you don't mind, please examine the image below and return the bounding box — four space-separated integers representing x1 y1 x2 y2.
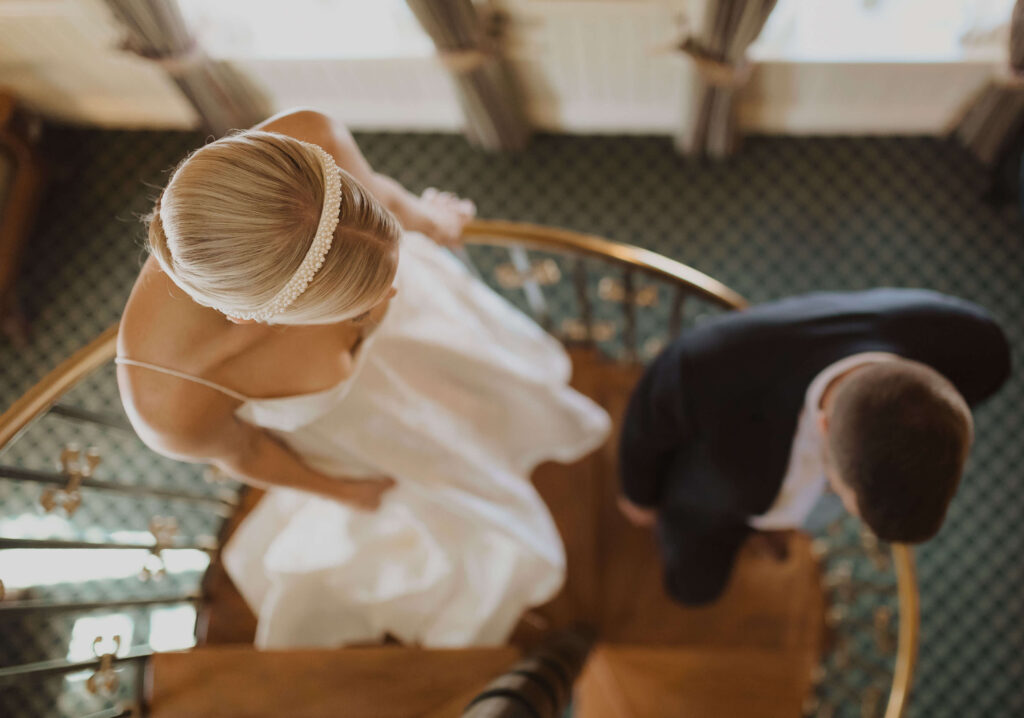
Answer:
0 128 1021 717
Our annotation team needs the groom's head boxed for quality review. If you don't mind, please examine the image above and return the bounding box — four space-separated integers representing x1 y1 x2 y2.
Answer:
820 360 974 543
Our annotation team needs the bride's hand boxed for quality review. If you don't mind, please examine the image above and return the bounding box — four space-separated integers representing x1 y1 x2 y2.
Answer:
333 476 396 510
617 495 658 528
420 188 476 247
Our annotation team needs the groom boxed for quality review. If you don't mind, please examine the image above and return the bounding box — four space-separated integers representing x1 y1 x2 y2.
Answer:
618 289 1011 606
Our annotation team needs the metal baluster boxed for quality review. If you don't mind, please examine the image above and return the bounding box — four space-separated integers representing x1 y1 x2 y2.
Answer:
508 247 551 331
873 606 896 654
2 464 237 510
140 516 180 582
669 286 686 339
48 404 134 432
861 528 891 571
40 444 99 516
0 595 201 616
0 647 153 683
86 635 122 696
462 628 593 718
622 268 637 362
81 709 134 718
574 257 593 344
81 708 134 718
452 246 485 281
861 684 885 718
0 537 215 551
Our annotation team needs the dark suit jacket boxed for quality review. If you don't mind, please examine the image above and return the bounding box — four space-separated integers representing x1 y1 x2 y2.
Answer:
619 289 1011 604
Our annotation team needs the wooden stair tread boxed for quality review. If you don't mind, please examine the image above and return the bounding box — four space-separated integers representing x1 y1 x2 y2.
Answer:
148 645 520 718
575 644 815 718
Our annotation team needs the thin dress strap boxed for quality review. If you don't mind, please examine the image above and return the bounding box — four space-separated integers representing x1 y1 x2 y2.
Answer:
115 358 250 402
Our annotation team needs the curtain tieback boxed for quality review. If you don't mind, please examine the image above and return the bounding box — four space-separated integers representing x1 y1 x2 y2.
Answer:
990 64 1024 89
122 39 206 74
435 47 495 73
678 38 753 89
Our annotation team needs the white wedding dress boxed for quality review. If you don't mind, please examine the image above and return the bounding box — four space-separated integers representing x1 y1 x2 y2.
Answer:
221 232 611 649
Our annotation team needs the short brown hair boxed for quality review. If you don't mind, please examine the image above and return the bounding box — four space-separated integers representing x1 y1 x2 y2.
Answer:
827 360 973 543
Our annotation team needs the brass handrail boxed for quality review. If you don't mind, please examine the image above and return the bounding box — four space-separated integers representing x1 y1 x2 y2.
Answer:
0 323 118 447
885 545 920 718
464 219 749 310
0 220 916 716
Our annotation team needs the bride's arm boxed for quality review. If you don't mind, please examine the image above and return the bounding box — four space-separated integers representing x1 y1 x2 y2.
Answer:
194 418 394 510
256 109 475 246
120 379 393 509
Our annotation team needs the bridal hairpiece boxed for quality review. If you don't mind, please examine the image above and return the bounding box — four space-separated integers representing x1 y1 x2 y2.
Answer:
232 141 342 322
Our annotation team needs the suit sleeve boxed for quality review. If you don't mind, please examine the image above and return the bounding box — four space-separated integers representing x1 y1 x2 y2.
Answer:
880 290 1012 406
619 341 692 507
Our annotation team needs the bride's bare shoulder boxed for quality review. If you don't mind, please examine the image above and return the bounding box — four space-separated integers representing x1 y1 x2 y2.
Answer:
253 109 365 167
256 108 340 145
118 259 242 451
119 257 209 360
118 358 243 462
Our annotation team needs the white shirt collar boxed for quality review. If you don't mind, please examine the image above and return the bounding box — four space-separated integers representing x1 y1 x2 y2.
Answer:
804 351 901 419
751 351 901 530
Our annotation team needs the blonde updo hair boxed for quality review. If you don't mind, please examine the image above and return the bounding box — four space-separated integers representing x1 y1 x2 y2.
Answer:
147 130 401 324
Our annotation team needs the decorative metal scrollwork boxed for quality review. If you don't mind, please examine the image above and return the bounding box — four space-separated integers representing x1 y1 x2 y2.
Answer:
598 277 658 307
495 258 561 289
86 635 121 696
560 319 616 342
860 529 891 571
204 465 229 484
642 336 667 361
807 517 901 718
139 516 178 582
873 606 895 653
861 685 885 718
40 444 101 516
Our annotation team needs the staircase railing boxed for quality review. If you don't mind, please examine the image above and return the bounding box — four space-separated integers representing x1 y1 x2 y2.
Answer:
0 220 917 718
461 628 594 718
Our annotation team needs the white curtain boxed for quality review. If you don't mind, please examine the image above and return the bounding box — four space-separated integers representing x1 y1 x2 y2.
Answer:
676 0 778 159
407 0 530 151
955 0 1024 166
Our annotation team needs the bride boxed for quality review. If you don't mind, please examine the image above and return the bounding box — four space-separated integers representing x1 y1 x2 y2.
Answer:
116 109 610 648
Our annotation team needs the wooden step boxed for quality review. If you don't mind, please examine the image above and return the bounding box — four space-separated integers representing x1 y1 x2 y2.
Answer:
147 645 520 718
574 644 816 718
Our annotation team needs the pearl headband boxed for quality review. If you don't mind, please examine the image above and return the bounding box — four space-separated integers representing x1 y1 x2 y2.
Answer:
230 141 342 322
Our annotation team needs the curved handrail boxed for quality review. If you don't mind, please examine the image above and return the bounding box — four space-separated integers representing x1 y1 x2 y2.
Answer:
0 323 118 447
464 219 749 310
0 221 915 716
885 544 920 718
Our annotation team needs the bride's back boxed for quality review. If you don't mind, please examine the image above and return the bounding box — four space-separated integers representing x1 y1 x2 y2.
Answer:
118 129 402 437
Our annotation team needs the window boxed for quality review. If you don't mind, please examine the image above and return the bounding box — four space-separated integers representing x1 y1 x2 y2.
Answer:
177 0 434 60
67 614 133 661
750 0 1015 63
149 604 198 652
